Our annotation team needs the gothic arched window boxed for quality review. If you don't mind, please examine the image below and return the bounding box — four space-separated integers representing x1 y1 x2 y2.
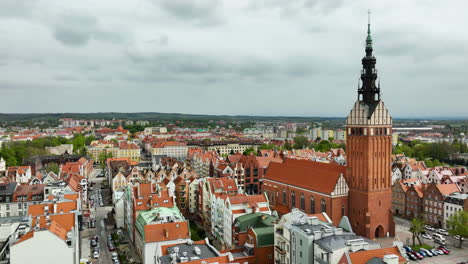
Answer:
321 199 326 213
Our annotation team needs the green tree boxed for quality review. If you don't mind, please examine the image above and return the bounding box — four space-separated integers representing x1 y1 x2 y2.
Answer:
295 127 306 134
98 152 108 164
243 147 256 156
316 140 332 152
409 217 424 246
446 210 468 248
293 136 309 149
85 135 96 146
44 162 60 174
259 144 276 150
72 134 86 154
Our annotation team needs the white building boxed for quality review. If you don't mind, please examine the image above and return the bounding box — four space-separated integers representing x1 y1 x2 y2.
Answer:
10 227 77 264
443 193 468 228
222 194 270 249
188 178 201 214
391 168 402 185
150 142 188 160
0 158 5 172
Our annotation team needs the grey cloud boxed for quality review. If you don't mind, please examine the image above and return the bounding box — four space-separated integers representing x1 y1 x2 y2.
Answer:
152 0 224 25
52 12 98 46
52 11 125 46
0 0 36 18
53 74 80 82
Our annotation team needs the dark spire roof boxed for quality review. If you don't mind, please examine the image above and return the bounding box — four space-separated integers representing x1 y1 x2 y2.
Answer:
358 11 381 109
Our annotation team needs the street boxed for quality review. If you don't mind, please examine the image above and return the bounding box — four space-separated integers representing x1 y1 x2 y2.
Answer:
81 168 114 264
393 217 468 264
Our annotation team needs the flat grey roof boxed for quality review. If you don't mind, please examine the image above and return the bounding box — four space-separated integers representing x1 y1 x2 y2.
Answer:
314 234 378 252
159 243 220 264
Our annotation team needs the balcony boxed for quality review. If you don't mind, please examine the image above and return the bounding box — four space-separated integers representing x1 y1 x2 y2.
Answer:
275 246 286 255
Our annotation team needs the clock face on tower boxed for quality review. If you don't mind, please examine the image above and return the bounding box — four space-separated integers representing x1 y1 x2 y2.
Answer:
344 19 395 239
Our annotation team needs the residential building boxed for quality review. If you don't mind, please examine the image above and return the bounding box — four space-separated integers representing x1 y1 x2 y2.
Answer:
423 183 459 227
197 178 239 233
232 213 277 264
10 191 81 264
150 141 188 160
221 194 271 249
6 166 32 184
274 209 379 264
87 140 140 163
443 192 468 228
0 183 17 218
144 127 168 134
134 206 190 264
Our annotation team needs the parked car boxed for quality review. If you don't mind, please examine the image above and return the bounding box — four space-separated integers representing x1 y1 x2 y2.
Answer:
403 246 413 252
454 235 465 241
430 249 440 256
90 239 97 247
438 246 450 253
108 242 116 251
433 233 445 241
406 253 417 261
421 233 432 240
437 229 449 236
413 252 424 260
93 251 99 259
418 250 427 257
420 248 433 257
424 225 434 231
438 247 450 254
108 235 113 242
435 249 445 255
435 238 446 245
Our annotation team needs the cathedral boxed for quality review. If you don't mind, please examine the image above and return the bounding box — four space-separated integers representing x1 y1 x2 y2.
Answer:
345 18 396 239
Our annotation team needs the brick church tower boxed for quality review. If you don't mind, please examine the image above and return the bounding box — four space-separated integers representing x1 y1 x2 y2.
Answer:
345 17 395 239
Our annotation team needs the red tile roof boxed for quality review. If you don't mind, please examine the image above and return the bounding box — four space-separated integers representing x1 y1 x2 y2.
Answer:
436 183 460 196
348 246 406 264
144 221 190 243
264 159 346 194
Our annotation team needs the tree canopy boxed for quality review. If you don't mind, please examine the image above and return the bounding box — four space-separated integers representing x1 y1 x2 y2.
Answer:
447 210 468 248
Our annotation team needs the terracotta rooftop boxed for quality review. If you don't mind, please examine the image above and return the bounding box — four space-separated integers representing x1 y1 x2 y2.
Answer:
264 159 346 194
348 246 406 264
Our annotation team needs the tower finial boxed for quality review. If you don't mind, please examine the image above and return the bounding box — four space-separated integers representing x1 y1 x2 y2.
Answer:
367 10 371 35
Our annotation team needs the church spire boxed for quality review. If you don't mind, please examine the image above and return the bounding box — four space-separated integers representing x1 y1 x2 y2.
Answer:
358 10 380 107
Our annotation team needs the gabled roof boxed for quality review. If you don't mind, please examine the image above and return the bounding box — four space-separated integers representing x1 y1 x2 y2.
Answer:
436 183 460 196
264 159 346 194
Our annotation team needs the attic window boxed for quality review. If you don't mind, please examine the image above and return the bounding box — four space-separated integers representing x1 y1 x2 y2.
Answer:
164 200 169 203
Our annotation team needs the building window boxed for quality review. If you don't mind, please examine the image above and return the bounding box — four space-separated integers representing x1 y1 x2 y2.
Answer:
310 197 315 214
282 189 287 204
291 191 296 208
300 194 305 211
342 205 345 216
321 199 326 213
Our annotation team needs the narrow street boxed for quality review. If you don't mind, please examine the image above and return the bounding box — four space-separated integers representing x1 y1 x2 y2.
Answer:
81 168 114 264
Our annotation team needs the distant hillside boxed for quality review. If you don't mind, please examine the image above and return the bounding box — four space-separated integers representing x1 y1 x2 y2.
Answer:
0 112 342 122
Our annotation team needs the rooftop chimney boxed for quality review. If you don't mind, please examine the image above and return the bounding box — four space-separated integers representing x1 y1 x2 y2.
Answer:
383 254 399 264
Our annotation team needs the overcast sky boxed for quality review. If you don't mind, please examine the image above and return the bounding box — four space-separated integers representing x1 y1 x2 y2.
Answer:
0 0 467 118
